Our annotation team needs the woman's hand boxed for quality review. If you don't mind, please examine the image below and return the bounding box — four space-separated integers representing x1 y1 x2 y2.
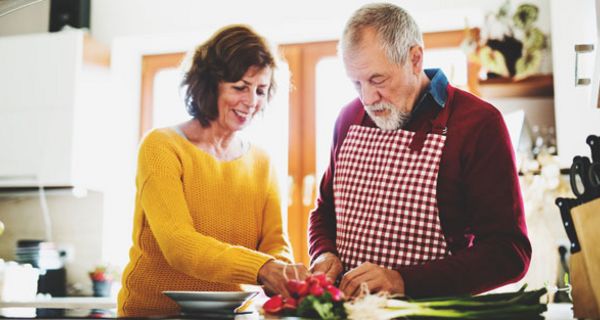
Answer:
258 260 308 297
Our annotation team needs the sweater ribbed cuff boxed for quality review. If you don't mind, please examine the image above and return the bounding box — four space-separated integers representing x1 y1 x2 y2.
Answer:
229 248 273 285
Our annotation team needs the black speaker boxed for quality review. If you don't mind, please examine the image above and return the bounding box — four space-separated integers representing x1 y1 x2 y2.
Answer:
49 0 91 32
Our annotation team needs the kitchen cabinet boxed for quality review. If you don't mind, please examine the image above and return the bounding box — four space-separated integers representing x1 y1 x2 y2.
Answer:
0 30 111 189
550 0 600 168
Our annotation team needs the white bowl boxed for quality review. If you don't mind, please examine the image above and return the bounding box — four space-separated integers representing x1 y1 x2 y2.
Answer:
163 291 258 314
163 291 257 302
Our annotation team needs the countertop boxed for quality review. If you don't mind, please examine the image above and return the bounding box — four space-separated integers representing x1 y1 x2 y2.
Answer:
0 297 116 309
0 303 574 319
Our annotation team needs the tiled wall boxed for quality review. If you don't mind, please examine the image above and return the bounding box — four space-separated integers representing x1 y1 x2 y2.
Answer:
0 191 104 295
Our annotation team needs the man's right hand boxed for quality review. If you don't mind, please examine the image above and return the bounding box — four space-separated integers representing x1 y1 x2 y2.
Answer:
309 252 343 283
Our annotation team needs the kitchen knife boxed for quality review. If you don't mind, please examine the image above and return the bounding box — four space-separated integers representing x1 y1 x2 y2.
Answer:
555 197 582 254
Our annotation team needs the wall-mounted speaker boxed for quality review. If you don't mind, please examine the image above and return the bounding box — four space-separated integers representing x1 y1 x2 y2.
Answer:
49 0 90 32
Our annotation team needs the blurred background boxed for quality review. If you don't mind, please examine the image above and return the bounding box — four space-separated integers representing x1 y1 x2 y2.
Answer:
0 0 599 301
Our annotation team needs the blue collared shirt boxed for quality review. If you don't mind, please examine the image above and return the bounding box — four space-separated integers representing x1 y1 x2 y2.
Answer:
412 68 449 116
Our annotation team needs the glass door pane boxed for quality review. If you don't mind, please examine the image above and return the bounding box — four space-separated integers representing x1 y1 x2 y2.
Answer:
153 67 189 128
423 48 468 88
315 57 356 179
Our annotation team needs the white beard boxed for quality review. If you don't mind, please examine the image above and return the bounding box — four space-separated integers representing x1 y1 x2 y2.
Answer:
364 102 410 131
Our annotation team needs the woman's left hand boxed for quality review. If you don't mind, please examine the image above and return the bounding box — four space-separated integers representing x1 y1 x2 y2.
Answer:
258 260 309 297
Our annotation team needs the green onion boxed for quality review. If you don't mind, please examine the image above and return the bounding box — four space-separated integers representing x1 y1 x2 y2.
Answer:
345 286 548 319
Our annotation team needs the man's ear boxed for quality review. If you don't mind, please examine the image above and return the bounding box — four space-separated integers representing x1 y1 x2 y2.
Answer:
410 45 423 75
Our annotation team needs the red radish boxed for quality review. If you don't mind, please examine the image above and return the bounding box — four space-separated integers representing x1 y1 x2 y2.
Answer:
283 297 298 310
287 279 309 297
309 283 324 296
306 275 318 287
326 284 344 302
312 273 330 287
263 295 284 314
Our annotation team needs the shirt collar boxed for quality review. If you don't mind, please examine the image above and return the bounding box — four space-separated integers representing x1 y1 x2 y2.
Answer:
423 68 448 108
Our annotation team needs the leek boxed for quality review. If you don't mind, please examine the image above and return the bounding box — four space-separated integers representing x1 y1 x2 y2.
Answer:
345 286 548 320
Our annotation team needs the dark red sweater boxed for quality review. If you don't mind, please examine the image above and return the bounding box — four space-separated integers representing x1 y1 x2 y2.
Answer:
308 79 531 297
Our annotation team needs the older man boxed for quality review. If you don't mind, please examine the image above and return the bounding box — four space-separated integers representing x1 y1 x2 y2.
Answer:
309 3 531 298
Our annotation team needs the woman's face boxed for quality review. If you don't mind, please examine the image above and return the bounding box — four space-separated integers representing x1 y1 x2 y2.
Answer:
216 65 272 133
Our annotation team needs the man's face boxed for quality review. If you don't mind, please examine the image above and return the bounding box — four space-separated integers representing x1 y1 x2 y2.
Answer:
343 27 422 130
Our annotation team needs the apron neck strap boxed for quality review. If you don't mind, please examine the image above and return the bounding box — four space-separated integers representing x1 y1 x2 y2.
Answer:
409 84 455 152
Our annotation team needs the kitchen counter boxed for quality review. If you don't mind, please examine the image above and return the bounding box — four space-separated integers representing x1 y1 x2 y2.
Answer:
0 303 573 319
0 297 116 309
0 297 116 319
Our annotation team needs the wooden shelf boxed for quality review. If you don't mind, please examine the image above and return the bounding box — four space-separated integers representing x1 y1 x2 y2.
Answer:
476 74 554 98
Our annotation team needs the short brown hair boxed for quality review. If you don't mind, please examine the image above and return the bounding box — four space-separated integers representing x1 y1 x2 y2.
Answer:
181 25 277 127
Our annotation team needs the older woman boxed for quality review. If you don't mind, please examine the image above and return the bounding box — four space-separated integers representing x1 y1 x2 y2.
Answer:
117 25 304 317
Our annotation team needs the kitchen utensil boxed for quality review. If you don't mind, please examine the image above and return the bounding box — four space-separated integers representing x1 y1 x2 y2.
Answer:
163 291 257 315
569 135 600 203
15 240 67 297
586 135 600 163
569 198 600 319
570 156 600 202
570 156 594 200
163 291 256 302
555 197 582 253
586 135 600 192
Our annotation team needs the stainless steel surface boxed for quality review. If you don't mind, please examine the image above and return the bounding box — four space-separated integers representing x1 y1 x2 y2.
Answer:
575 43 595 86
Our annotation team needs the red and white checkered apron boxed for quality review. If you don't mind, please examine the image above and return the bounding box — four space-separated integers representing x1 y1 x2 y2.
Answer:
334 104 452 271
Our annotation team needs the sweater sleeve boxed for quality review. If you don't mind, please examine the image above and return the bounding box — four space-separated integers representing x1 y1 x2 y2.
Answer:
397 111 531 297
308 154 339 262
137 132 273 285
257 164 294 264
308 101 363 262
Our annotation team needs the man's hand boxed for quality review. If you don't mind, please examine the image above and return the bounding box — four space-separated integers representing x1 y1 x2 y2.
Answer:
258 260 309 297
339 262 405 298
309 252 343 283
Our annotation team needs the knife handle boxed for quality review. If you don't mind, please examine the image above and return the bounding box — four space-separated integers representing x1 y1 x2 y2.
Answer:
555 197 582 254
570 156 594 201
586 135 600 164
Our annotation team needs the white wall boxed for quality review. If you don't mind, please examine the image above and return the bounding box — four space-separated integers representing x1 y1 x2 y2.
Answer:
0 0 549 42
89 0 551 46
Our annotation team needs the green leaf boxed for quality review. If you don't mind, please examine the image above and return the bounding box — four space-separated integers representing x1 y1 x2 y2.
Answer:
513 4 539 29
478 46 510 78
515 50 542 80
524 27 547 50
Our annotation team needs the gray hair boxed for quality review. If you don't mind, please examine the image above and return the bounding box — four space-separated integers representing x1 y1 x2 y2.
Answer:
340 3 423 65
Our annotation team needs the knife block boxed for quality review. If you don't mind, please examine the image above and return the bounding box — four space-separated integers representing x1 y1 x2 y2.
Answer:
570 198 600 319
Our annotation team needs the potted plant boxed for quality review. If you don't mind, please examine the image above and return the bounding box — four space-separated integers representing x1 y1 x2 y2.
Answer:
463 1 549 80
89 264 118 297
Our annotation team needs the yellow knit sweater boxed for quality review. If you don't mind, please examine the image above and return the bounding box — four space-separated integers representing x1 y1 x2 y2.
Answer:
117 128 293 317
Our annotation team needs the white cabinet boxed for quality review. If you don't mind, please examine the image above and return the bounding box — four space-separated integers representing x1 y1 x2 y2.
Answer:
0 30 111 189
550 0 600 168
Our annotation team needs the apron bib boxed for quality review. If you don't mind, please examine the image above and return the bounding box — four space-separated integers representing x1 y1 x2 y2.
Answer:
334 97 452 270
